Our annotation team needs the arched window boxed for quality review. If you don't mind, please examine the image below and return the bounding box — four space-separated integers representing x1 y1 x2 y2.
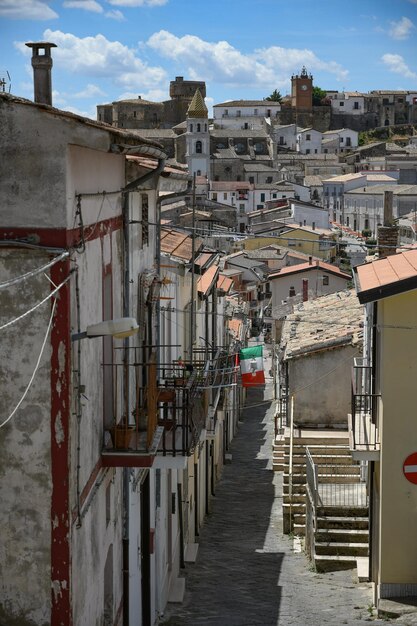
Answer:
197 123 201 132
196 140 202 153
190 123 193 132
204 124 207 132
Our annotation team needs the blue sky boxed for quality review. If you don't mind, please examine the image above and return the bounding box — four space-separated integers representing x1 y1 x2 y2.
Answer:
1 0 417 119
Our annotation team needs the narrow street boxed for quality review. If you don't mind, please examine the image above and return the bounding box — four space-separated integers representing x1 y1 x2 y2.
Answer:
161 344 388 626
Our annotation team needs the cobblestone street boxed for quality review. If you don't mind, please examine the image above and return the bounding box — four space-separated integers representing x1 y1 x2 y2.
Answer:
161 346 389 626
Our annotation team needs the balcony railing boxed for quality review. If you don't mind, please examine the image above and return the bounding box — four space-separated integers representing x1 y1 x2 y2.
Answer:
101 349 239 466
349 357 380 460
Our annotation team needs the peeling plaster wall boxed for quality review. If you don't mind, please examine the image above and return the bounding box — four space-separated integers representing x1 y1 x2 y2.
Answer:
0 100 116 229
68 145 126 626
287 345 357 426
0 249 52 625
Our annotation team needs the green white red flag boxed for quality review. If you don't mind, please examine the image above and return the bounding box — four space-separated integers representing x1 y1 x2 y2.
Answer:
239 345 265 387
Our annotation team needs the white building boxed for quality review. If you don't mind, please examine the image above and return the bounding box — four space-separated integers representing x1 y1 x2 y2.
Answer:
328 91 366 115
296 128 322 155
213 100 281 130
322 128 358 154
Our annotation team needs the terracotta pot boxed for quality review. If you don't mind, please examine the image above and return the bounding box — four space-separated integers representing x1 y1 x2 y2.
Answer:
110 425 135 449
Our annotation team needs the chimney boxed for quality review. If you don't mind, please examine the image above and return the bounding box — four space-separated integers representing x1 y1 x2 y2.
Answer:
377 190 398 258
302 279 309 302
308 256 313 265
25 41 57 106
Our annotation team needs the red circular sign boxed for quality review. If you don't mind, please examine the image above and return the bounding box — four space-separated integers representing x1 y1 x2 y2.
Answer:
403 453 417 485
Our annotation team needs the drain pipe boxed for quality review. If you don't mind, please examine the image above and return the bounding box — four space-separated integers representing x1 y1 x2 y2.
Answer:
121 146 166 626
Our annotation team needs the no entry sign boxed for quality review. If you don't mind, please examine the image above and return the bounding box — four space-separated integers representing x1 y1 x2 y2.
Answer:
403 453 417 485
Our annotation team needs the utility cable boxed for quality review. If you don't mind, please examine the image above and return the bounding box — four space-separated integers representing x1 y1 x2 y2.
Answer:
0 251 69 290
0 273 72 332
0 299 57 430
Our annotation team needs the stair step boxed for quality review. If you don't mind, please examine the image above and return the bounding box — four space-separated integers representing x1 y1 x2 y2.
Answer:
282 502 305 514
317 506 368 517
315 529 369 543
293 524 305 536
283 494 306 504
285 436 349 446
284 454 356 465
283 474 361 484
317 516 369 530
315 542 369 557
314 554 357 572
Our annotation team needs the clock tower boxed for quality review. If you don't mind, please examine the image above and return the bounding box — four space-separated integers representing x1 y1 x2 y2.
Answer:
291 66 313 109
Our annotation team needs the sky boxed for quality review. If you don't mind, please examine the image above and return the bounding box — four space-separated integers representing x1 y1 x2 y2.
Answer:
0 0 417 120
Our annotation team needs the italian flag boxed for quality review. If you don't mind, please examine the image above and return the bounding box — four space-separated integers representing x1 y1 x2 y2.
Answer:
239 345 265 387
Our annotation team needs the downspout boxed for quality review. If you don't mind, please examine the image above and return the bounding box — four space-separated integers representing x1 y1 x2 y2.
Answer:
368 301 378 584
121 148 166 626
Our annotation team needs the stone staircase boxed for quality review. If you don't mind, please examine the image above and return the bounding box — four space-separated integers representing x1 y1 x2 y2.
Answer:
281 429 357 537
313 506 369 572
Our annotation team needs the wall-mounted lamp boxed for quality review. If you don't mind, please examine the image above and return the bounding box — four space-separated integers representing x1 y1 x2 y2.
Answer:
71 317 139 341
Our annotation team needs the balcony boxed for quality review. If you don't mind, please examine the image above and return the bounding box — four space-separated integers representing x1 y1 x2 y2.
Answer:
101 349 239 468
348 357 380 461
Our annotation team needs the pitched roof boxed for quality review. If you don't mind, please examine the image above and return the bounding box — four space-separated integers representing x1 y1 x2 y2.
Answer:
187 89 208 119
281 290 363 360
197 264 219 295
160 228 202 262
214 100 280 107
269 260 351 281
354 249 417 303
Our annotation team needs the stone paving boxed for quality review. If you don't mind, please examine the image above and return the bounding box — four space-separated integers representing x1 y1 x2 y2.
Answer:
160 345 390 626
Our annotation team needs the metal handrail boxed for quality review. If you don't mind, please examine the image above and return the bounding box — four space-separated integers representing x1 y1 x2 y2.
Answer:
351 359 381 450
305 447 318 529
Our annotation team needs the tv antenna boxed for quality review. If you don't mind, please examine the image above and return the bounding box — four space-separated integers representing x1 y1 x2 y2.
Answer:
0 71 11 93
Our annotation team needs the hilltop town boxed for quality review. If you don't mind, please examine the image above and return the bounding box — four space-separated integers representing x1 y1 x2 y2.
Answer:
1 42 417 626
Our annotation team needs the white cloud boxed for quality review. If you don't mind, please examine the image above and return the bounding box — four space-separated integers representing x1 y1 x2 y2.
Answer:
63 0 103 12
105 8 124 19
16 30 167 90
146 30 349 88
389 17 414 40
382 53 417 80
0 0 58 19
108 0 167 6
73 83 106 98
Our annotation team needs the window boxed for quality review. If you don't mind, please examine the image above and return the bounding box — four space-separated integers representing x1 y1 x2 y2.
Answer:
133 111 137 118
244 123 249 129
204 124 207 132
346 137 351 147
239 203 245 213
314 149 318 154
322 275 329 286
289 286 296 297
260 193 265 202
212 193 217 201
249 176 254 184
141 193 149 246
266 177 273 184
106 483 111 526
98 113 102 121
236 110 241 117
339 101 344 107
272 193 277 199
224 193 227 200
190 123 193 132
306 134 311 141
197 123 201 132
279 136 284 145
346 216 350 227
306 149 310 154
224 109 228 116
354 101 359 110
324 148 328 154
254 108 258 115
196 140 202 153
197 170 201 176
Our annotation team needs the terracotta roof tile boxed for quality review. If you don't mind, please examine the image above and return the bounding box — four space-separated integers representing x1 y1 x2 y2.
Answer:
354 249 417 303
197 265 218 295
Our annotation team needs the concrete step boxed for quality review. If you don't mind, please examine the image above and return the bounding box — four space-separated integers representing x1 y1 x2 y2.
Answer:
283 494 306 504
283 474 361 485
293 513 306 527
283 454 357 466
293 524 305 537
314 554 357 573
282 502 305 514
285 436 349 446
316 516 368 530
315 542 369 557
317 506 368 517
315 529 369 543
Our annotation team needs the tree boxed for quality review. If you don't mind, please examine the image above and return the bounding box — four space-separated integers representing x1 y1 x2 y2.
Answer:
265 89 283 103
312 86 327 106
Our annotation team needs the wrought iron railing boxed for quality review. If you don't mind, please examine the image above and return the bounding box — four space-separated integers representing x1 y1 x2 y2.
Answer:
351 357 380 450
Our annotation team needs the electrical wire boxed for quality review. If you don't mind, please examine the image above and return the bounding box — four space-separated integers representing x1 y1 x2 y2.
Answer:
0 299 57 430
0 251 69 290
0 273 72 331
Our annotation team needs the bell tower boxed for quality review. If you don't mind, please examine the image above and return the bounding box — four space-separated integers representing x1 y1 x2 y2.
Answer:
291 66 313 109
186 89 210 180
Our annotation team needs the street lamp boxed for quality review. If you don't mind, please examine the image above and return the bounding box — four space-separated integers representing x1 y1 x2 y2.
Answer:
71 317 139 341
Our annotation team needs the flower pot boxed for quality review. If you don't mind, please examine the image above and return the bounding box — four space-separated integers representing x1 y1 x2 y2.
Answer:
110 424 135 449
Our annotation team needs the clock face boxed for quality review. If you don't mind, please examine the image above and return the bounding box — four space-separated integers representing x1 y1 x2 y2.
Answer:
301 84 308 91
